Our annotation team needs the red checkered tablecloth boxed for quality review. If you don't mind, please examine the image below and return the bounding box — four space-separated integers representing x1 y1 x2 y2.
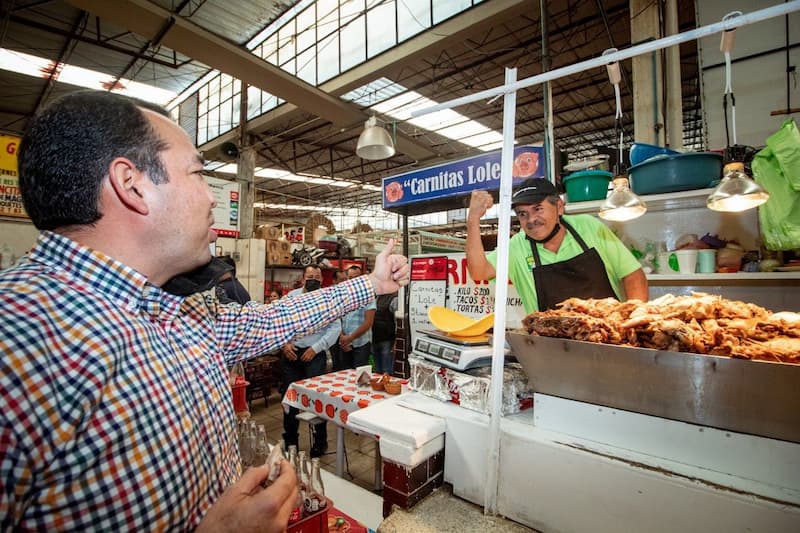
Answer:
282 369 408 427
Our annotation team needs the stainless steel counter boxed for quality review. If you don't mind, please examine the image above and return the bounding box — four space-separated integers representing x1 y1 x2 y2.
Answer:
507 333 800 443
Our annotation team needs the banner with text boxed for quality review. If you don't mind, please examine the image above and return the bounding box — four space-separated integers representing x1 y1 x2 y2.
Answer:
382 145 544 210
205 175 240 237
0 135 26 218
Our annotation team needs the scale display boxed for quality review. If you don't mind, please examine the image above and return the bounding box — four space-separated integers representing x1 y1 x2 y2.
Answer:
413 331 511 371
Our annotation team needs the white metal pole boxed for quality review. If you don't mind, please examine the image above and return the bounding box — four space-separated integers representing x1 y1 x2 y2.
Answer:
410 1 800 118
483 67 516 517
541 0 556 183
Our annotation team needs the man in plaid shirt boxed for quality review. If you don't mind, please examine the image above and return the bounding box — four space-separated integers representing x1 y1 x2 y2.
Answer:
0 91 409 531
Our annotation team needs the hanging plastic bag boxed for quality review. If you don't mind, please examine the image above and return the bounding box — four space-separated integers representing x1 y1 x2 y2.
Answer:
752 119 800 250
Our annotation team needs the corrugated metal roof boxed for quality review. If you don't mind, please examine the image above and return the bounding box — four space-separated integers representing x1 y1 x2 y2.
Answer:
0 0 707 226
151 0 297 45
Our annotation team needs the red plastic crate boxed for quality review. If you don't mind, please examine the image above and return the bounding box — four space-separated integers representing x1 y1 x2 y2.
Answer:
287 498 332 533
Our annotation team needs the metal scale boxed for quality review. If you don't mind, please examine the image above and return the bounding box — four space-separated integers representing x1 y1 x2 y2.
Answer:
412 329 511 371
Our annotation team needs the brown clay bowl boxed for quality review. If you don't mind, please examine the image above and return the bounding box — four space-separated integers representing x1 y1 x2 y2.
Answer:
384 380 401 395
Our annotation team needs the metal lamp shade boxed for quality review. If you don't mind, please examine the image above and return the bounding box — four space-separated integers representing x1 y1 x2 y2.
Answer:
356 116 395 160
707 174 769 212
598 177 647 221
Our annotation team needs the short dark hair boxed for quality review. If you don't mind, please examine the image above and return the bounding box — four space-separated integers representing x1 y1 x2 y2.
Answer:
303 265 322 275
18 90 171 230
347 265 362 274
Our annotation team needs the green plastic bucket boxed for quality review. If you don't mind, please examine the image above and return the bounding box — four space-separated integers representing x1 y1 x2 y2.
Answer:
562 170 613 202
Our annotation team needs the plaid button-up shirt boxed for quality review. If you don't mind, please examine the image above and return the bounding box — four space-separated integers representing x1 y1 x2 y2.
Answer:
0 231 374 531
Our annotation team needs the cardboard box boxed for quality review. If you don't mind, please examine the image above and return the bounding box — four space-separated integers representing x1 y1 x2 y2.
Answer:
265 240 292 265
255 225 281 240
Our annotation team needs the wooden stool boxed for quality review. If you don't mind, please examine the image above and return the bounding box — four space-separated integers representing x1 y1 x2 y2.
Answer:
245 355 280 408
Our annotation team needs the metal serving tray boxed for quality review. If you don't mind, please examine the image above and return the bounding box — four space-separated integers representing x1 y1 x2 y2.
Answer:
507 332 800 443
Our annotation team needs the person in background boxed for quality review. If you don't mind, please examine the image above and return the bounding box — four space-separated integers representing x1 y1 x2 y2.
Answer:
268 288 282 303
371 291 398 374
328 268 349 370
280 265 339 458
0 90 410 532
338 265 376 369
333 269 348 284
216 255 251 304
466 178 648 313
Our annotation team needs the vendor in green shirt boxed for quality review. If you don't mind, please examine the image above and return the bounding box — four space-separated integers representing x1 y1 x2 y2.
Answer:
466 178 649 313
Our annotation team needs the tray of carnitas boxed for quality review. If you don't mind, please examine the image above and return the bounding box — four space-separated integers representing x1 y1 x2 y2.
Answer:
507 293 800 443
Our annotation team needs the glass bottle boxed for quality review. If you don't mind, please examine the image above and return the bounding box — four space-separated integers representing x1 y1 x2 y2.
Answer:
229 361 245 386
287 445 303 523
288 445 298 472
297 451 309 489
311 458 326 507
239 420 251 468
247 421 258 466
300 452 316 514
254 425 269 465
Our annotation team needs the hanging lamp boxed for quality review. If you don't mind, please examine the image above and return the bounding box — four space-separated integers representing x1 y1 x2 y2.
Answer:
597 48 647 222
356 116 395 160
599 177 648 221
705 12 768 213
707 162 769 212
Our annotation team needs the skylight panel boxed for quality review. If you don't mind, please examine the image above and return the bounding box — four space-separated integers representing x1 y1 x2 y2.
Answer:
0 48 176 105
253 167 356 188
212 163 238 174
364 81 502 152
458 130 504 148
435 120 486 139
340 77 403 106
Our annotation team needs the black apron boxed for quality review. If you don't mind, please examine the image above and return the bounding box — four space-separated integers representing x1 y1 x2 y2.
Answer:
528 219 616 310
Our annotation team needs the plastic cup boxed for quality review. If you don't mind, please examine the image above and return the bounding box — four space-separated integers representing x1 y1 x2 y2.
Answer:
697 249 717 273
671 249 698 274
656 252 677 274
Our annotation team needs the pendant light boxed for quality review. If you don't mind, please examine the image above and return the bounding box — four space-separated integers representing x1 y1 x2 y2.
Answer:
597 48 646 222
707 162 769 212
707 12 768 213
600 177 648 221
356 116 395 160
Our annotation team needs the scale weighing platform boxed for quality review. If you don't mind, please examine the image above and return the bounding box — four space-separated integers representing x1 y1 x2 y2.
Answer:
413 329 512 371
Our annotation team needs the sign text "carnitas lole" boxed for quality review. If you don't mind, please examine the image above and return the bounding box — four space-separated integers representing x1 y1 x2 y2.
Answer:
403 161 502 194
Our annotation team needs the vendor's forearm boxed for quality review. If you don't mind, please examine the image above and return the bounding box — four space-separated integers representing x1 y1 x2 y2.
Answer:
623 269 649 302
466 217 495 280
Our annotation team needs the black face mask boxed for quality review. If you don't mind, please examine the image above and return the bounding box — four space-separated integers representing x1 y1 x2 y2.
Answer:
162 257 232 297
531 221 562 244
304 279 321 292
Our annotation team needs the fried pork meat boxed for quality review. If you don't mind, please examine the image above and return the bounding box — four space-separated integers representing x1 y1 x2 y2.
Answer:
523 293 799 364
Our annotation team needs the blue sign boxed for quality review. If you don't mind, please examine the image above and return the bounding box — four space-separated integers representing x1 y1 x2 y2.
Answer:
382 145 545 210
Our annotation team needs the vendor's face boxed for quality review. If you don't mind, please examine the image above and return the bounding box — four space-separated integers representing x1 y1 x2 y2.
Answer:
515 197 564 241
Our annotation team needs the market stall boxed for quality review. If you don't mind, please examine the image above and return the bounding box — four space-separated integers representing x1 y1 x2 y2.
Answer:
371 3 800 530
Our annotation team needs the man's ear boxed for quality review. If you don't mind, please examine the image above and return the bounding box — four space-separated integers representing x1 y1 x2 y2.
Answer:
108 157 149 215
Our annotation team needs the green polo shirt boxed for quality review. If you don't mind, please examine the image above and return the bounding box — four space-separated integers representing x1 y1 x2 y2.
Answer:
487 214 641 313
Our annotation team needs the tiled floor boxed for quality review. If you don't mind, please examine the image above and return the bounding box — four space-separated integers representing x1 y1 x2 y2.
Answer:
247 390 382 493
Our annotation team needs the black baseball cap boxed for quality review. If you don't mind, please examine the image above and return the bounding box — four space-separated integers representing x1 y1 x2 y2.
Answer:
511 178 559 208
